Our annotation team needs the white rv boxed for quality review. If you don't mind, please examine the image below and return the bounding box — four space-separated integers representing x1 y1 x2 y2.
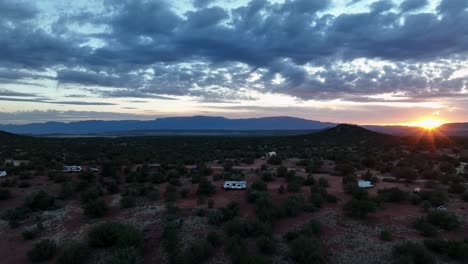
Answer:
223 181 247 190
63 166 82 172
265 152 277 158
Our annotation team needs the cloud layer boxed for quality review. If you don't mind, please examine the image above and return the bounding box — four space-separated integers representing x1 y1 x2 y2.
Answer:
1 0 468 122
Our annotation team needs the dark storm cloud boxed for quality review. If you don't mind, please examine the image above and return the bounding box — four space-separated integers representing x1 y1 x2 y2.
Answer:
399 0 428 12
0 0 38 21
2 0 468 102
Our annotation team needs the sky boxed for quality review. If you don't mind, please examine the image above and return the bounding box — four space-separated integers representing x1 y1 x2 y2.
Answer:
0 0 468 125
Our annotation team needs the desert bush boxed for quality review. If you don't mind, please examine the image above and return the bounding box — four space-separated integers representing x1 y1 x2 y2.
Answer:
197 178 216 196
256 236 276 254
25 190 55 211
162 225 181 264
287 181 301 192
302 219 322 237
318 177 329 188
0 188 11 200
280 195 302 217
426 211 460 231
182 239 214 263
206 231 220 246
417 190 447 207
58 181 75 200
251 180 267 191
83 198 108 218
310 193 324 208
148 189 160 201
255 194 277 222
261 172 275 182
413 217 438 237
377 187 409 203
120 196 136 209
27 239 56 262
22 227 40 240
424 239 468 261
277 166 288 177
180 187 190 198
165 185 179 202
57 243 88 264
392 241 435 264
448 183 466 194
289 236 324 264
380 230 393 241
207 199 214 208
277 184 285 194
343 198 376 219
207 209 224 226
88 222 142 249
105 247 143 264
224 218 270 238
303 175 315 186
18 181 31 188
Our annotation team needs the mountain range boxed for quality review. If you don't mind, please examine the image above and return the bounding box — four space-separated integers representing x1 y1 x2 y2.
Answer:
0 116 467 136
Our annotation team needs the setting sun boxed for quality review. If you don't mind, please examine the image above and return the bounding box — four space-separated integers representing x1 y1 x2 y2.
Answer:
410 119 444 130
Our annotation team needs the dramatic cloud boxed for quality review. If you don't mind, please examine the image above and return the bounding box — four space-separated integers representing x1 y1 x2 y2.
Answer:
1 0 468 123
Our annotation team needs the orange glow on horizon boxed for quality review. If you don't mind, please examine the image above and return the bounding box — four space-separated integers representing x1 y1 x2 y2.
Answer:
408 118 444 130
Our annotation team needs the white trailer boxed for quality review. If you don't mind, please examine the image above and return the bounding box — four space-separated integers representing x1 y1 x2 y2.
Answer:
223 181 247 190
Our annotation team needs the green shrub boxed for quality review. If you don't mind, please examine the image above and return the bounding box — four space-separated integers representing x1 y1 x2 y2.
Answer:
310 193 324 208
255 194 277 222
148 189 160 201
377 187 409 203
302 219 322 237
207 199 214 208
256 236 276 254
207 209 224 226
197 178 216 196
206 231 220 246
182 239 214 263
289 236 324 264
224 218 270 238
318 177 329 188
461 191 468 202
120 196 136 209
303 175 315 186
83 199 108 218
251 180 267 191
278 184 286 194
105 247 143 264
27 239 56 262
88 222 142 249
448 183 465 194
427 211 460 231
162 225 181 264
287 181 301 192
57 243 88 264
280 195 302 217
380 230 393 241
0 188 11 200
25 190 55 211
22 227 40 240
392 241 435 264
343 198 376 219
424 239 468 261
180 187 190 198
413 217 438 237
18 181 31 188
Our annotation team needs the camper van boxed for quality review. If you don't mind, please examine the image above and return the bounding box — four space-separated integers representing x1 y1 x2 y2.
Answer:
223 181 247 190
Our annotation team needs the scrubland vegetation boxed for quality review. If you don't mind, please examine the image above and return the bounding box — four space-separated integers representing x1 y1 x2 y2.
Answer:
1 125 468 263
